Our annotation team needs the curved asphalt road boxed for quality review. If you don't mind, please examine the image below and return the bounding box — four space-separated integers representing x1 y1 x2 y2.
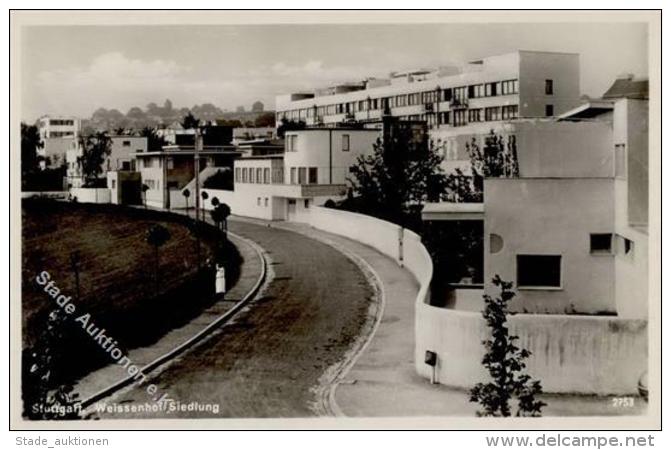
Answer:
96 219 374 419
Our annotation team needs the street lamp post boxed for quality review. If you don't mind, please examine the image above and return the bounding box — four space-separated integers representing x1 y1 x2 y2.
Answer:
194 126 203 221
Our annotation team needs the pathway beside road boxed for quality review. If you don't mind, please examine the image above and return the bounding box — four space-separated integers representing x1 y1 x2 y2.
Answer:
268 220 648 418
74 232 263 403
93 219 374 418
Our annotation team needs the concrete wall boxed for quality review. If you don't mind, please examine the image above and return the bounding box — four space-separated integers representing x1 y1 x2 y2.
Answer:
308 206 405 263
261 205 647 395
518 51 580 118
70 187 111 204
612 99 649 319
42 137 76 168
515 121 613 178
484 178 615 314
415 304 647 394
107 136 147 171
200 187 282 221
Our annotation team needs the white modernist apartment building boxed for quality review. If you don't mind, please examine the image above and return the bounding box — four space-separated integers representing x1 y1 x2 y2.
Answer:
36 115 82 169
201 128 380 221
67 135 148 188
276 50 579 135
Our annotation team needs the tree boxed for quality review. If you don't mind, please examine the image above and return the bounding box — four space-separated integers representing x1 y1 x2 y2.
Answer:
141 184 149 209
200 191 209 222
180 112 200 130
145 224 171 295
202 168 233 191
210 204 224 231
219 203 231 233
23 309 81 420
445 130 519 203
21 123 43 185
348 120 448 227
251 101 264 112
78 132 112 187
254 112 276 128
210 203 231 234
217 119 243 128
276 118 306 138
139 126 168 152
469 276 546 417
182 188 191 218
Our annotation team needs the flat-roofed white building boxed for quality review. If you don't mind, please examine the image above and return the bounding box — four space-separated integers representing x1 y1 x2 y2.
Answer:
422 76 649 319
202 128 380 221
37 115 81 139
276 51 580 133
66 135 148 188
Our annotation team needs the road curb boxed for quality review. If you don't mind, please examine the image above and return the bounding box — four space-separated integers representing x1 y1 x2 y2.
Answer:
79 230 268 411
263 222 387 417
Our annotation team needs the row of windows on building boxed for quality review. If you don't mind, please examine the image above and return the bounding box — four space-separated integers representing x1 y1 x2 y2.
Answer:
506 232 634 289
48 131 75 138
235 167 285 184
290 167 318 185
286 134 350 152
47 119 76 126
279 79 522 121
435 105 521 127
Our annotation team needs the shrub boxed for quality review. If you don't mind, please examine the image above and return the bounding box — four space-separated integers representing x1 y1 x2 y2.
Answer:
469 276 546 417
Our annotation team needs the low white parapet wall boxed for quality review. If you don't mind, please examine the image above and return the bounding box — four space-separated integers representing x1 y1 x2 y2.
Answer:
415 304 648 395
70 187 111 204
306 206 648 396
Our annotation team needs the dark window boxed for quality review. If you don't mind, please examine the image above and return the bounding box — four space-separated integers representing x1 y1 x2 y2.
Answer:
123 140 131 147
590 234 613 254
545 79 554 95
304 199 310 209
517 255 561 288
308 167 318 184
545 105 554 117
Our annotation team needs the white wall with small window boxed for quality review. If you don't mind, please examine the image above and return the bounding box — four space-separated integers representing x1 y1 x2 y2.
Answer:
484 177 616 314
282 129 380 185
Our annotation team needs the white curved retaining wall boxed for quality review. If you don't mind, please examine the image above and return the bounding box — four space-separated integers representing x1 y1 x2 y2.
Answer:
308 206 648 395
308 206 405 263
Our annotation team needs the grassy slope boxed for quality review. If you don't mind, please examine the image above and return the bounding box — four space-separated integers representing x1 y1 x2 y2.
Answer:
21 200 240 381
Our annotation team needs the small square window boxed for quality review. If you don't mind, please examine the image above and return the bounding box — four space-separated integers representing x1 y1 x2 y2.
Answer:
590 233 613 254
517 255 561 288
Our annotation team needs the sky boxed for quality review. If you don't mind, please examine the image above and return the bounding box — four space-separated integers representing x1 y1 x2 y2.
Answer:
20 22 649 122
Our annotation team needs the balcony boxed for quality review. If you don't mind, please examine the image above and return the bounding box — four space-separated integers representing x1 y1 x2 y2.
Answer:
450 98 469 109
421 201 484 221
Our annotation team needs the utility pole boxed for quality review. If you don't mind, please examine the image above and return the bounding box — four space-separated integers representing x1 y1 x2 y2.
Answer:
194 126 203 221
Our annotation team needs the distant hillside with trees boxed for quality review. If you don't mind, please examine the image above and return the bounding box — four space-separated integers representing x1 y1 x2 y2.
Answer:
82 99 275 134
